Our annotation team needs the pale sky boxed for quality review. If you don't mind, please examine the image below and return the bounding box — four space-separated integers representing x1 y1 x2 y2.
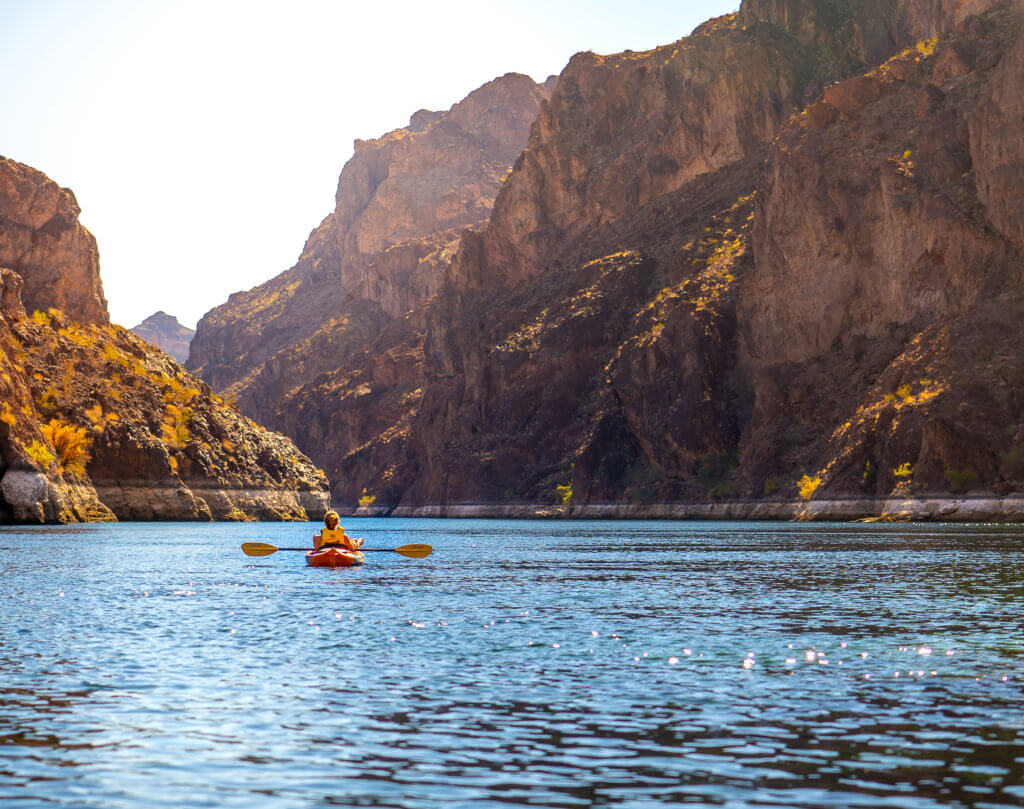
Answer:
0 0 738 329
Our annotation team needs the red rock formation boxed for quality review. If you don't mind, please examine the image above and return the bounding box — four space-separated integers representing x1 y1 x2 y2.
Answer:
740 3 1024 498
0 157 109 325
196 0 1022 513
0 158 330 523
14 311 329 521
188 73 555 395
270 0 934 507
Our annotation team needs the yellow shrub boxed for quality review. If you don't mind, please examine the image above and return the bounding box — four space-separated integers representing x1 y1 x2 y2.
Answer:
31 310 52 327
85 403 119 432
161 419 192 449
25 440 54 470
60 327 94 348
0 405 16 428
35 386 57 412
893 462 914 479
798 475 821 501
557 483 574 505
41 418 91 478
358 492 377 508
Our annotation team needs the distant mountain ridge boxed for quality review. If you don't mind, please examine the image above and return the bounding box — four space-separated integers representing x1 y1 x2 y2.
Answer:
131 311 194 363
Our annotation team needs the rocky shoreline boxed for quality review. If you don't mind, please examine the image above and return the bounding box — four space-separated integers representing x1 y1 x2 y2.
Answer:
92 482 329 522
347 496 1024 523
0 469 330 523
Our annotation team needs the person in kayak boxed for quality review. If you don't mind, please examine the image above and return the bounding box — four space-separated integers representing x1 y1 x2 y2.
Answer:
314 510 364 552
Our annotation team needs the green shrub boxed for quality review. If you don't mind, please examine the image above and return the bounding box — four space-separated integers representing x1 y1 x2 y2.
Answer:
945 468 978 495
626 485 655 503
25 439 54 470
697 451 736 486
1002 447 1024 480
708 481 739 501
763 476 782 496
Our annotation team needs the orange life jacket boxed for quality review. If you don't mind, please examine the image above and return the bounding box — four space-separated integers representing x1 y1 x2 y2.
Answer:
315 527 362 551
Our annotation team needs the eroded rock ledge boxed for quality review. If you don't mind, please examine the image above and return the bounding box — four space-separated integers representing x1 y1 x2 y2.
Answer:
353 496 1024 523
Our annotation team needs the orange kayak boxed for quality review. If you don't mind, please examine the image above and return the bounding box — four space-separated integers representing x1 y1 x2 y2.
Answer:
305 548 365 568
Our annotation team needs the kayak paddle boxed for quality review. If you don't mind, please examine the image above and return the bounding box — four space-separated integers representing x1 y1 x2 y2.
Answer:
241 542 433 559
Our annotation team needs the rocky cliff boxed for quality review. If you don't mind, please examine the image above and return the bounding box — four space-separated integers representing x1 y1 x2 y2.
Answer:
0 156 108 325
131 311 195 363
188 73 556 401
196 0 1022 515
0 158 329 523
740 2 1024 501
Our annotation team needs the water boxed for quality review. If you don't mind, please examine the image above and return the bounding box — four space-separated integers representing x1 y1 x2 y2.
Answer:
1 520 1023 808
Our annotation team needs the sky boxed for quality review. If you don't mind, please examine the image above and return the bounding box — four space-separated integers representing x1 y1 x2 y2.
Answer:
0 0 739 329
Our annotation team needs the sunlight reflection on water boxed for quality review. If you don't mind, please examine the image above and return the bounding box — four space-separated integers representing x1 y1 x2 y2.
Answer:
1 519 1023 808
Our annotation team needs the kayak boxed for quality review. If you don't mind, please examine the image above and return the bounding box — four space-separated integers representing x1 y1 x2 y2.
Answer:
305 547 365 568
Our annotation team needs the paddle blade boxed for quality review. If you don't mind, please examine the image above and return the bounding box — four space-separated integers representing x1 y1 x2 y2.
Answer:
241 542 279 557
395 543 433 559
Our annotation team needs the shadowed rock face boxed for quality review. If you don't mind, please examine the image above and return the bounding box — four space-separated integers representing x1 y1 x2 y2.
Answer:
739 3 1024 499
199 0 1020 513
0 159 330 524
132 312 195 363
187 73 556 398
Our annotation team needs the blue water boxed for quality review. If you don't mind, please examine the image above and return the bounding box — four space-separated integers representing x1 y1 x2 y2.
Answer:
1 520 1023 808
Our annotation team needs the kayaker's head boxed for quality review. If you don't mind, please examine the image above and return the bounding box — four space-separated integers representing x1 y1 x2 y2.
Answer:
324 510 340 531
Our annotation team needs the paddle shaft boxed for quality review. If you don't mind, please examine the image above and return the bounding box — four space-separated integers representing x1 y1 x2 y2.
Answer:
273 546 392 553
241 541 432 559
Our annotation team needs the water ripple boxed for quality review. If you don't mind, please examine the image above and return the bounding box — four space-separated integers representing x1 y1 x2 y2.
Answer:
0 520 1022 807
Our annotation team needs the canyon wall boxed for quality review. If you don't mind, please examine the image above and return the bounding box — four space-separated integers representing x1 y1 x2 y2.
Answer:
0 158 329 523
188 73 555 399
195 0 1022 515
740 2 1024 500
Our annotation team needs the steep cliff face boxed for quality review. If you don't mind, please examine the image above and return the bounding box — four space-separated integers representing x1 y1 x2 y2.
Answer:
188 73 555 396
0 159 330 523
326 160 760 507
442 0 989 300
199 0 1019 513
277 0 968 508
740 2 1024 499
446 15 810 295
0 157 109 326
131 311 194 363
